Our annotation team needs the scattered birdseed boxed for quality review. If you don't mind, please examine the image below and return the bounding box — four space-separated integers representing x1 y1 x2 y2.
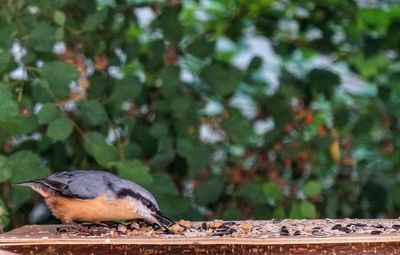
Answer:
43 219 400 239
209 220 224 228
331 224 342 231
280 226 289 236
169 224 185 234
392 224 400 230
312 230 327 237
293 230 301 236
178 220 192 228
239 222 253 233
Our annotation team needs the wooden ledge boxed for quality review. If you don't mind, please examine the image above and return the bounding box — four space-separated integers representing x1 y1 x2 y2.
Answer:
1 219 400 254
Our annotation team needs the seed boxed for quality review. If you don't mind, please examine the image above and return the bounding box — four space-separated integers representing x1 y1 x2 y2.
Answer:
239 222 254 232
312 230 327 237
355 223 367 227
169 224 185 234
331 224 342 230
341 227 352 233
210 220 224 228
280 226 289 236
222 222 236 227
293 230 301 236
178 220 192 228
392 224 400 230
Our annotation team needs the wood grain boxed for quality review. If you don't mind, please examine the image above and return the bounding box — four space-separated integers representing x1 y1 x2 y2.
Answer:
1 220 400 254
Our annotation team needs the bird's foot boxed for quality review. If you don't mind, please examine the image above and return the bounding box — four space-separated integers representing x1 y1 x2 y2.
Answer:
56 221 82 234
80 221 111 228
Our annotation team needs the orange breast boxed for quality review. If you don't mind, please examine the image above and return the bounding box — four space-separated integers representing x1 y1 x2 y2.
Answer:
45 194 140 223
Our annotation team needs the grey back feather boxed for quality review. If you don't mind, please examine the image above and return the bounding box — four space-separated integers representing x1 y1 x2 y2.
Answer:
44 170 159 209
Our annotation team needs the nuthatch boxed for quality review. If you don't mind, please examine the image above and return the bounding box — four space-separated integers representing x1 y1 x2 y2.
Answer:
17 170 175 231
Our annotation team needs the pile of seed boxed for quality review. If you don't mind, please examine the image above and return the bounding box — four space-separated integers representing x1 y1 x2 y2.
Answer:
56 219 400 239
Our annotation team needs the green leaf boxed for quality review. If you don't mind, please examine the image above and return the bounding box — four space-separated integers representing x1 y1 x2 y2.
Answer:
149 137 175 169
124 143 143 158
7 151 50 183
0 198 10 231
247 56 263 71
5 151 50 208
0 86 37 135
157 7 183 43
159 66 181 97
111 159 153 185
55 27 64 40
350 54 390 79
110 77 142 102
195 178 224 206
47 117 74 140
96 0 116 8
303 180 322 197
131 124 158 156
203 63 243 96
171 97 194 119
223 111 253 144
0 51 11 72
0 25 15 48
289 202 302 219
362 181 387 216
147 172 178 196
0 85 19 121
0 155 11 182
236 183 266 204
359 8 390 35
84 132 119 167
307 68 340 99
149 122 169 139
272 207 286 219
54 10 66 26
156 194 190 218
83 8 109 31
37 103 61 123
149 152 175 170
300 201 316 218
41 61 80 98
0 115 39 136
189 37 215 59
77 100 108 126
392 185 400 209
224 206 243 221
28 22 56 52
177 138 210 176
262 182 283 200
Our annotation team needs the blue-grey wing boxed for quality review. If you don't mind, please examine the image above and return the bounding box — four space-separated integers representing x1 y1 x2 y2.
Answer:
44 170 117 199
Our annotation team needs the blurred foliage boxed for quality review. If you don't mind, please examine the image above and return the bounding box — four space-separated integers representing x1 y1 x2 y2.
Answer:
1 0 400 231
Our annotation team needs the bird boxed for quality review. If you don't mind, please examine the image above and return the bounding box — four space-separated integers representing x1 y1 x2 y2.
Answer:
16 170 175 232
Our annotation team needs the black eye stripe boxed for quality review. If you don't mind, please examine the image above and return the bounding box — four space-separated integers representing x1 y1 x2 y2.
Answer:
117 188 158 212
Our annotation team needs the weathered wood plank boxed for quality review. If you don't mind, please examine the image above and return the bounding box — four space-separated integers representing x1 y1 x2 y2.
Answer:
2 242 400 255
1 219 400 254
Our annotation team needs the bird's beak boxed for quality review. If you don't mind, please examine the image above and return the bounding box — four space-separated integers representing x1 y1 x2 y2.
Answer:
14 181 36 187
